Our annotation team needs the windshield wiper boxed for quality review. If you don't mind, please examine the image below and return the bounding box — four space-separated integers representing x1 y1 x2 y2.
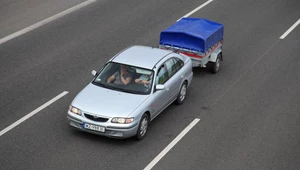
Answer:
121 89 145 94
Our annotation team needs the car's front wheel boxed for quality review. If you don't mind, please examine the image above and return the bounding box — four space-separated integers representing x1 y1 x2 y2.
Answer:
136 113 149 140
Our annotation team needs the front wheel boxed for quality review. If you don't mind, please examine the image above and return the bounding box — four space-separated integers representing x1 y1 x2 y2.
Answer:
136 113 149 141
211 53 221 74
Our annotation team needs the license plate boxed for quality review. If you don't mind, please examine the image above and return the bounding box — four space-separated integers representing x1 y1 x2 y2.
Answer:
83 123 105 132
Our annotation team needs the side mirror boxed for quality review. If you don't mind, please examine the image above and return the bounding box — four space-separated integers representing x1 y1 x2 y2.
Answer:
156 84 165 90
91 70 97 76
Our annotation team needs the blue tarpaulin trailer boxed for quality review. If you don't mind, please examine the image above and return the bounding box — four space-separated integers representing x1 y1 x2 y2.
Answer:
159 17 224 73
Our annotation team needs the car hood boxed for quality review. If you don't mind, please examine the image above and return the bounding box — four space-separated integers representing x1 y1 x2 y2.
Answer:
71 83 149 118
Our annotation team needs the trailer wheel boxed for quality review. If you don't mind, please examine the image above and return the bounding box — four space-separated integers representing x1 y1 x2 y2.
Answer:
211 53 221 74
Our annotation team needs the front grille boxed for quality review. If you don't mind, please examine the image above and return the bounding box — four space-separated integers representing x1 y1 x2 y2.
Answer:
84 113 109 122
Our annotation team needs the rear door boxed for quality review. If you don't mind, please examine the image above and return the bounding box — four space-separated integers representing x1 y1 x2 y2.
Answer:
164 57 184 101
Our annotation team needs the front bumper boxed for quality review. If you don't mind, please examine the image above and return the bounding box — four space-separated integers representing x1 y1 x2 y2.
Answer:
67 111 139 139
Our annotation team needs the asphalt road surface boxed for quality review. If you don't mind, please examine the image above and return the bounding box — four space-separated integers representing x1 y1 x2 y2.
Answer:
0 0 86 38
1 0 300 170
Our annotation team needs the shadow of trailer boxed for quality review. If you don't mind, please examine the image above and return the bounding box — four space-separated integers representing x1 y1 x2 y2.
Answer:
158 17 224 74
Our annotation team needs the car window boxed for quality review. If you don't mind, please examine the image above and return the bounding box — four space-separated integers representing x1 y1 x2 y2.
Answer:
156 65 168 85
165 58 175 76
173 57 184 72
155 57 184 85
165 57 183 78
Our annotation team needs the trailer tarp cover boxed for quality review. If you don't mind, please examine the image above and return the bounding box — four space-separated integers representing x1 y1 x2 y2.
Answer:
160 18 224 53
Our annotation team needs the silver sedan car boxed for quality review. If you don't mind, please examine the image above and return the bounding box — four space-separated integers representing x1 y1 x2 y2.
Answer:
67 45 193 140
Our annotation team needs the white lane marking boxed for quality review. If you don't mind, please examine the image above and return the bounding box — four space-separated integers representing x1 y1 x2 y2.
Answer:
177 0 213 21
280 18 300 39
199 40 280 118
0 91 69 137
143 118 200 170
0 0 97 45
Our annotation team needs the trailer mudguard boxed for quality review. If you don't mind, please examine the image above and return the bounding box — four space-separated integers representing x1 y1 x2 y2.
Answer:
209 47 222 63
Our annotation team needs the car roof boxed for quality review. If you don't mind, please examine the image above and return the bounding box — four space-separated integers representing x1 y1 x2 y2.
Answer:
111 45 172 69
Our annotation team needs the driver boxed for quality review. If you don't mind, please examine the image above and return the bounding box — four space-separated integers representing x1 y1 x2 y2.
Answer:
107 65 133 85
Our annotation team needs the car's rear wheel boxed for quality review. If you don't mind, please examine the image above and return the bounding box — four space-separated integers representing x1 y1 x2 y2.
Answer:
175 81 187 105
136 113 149 141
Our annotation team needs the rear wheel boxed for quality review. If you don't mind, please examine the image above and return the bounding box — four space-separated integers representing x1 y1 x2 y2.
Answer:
175 81 187 105
211 53 221 74
136 113 149 141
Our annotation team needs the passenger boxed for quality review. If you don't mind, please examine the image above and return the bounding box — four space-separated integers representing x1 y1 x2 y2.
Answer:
107 65 133 85
135 73 152 85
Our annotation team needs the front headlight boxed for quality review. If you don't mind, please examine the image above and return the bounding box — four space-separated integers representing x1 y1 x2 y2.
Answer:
69 105 82 115
111 117 134 124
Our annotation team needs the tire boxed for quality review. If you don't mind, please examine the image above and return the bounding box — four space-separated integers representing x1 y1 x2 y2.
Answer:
136 113 149 141
211 53 221 74
175 81 187 105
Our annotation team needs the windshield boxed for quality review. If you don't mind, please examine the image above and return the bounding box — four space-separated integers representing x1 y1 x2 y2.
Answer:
92 62 154 94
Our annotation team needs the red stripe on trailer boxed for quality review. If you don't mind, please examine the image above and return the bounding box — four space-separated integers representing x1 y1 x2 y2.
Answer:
179 41 222 59
179 52 203 58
